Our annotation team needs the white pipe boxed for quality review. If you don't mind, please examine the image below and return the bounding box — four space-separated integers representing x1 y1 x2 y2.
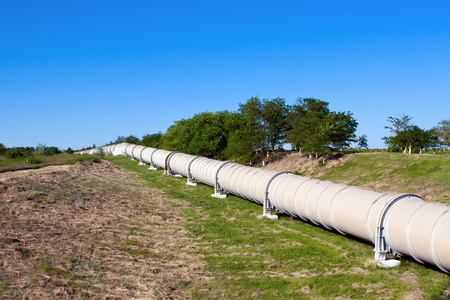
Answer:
110 143 450 272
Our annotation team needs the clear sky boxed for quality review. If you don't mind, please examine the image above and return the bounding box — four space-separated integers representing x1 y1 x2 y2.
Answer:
1 0 449 150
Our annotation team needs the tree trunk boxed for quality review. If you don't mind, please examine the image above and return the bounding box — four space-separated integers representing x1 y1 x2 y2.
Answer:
409 143 412 155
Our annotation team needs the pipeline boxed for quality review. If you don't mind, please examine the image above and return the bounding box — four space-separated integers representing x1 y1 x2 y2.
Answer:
99 143 450 272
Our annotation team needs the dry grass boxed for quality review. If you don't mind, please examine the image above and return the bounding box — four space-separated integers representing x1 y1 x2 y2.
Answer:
0 160 207 299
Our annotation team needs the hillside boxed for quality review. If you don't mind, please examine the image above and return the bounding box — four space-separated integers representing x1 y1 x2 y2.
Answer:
1 155 449 298
263 152 450 205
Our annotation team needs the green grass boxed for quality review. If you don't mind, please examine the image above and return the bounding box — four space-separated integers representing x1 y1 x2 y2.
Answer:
0 154 102 173
106 155 450 299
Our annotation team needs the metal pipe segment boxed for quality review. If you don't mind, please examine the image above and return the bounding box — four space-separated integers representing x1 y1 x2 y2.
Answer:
101 143 450 272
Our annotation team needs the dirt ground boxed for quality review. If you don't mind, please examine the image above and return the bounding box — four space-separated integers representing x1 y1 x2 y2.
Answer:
0 160 207 299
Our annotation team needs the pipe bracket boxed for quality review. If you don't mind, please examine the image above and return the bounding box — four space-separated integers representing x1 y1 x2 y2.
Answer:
262 171 293 219
211 161 236 198
374 193 419 262
186 156 203 186
165 151 178 175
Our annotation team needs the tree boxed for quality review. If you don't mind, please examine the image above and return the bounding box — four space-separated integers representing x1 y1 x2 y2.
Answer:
383 115 437 154
357 134 369 150
46 146 61 155
383 114 414 153
223 112 257 164
114 135 140 144
160 119 187 151
261 97 290 151
286 98 330 154
35 143 61 156
433 119 450 147
114 136 126 143
5 148 24 159
0 143 6 155
35 143 47 155
412 127 439 152
286 98 357 157
4 147 33 159
177 111 232 158
226 96 290 164
141 132 163 148
327 111 358 150
224 97 267 164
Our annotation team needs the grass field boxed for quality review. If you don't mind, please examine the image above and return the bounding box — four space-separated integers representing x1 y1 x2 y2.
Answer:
106 155 450 299
1 152 449 298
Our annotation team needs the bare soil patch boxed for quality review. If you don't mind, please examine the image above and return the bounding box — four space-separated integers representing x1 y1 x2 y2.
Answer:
0 160 206 299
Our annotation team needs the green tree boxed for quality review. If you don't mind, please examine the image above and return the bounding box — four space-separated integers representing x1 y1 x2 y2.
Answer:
45 146 61 155
5 147 33 159
286 98 357 157
5 148 24 159
35 143 47 155
141 132 163 148
286 98 329 156
357 134 369 150
114 136 126 143
328 111 358 150
178 111 232 158
223 112 257 164
383 114 413 153
433 119 450 147
262 97 290 151
160 119 187 151
224 97 266 164
0 143 6 155
383 115 437 154
409 126 439 153
114 135 140 144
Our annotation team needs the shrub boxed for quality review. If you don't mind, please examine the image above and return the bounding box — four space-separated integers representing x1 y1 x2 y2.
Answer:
27 156 43 164
0 143 5 155
5 149 25 159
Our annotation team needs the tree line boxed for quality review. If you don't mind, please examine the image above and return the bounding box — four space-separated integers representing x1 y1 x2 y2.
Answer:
0 143 72 159
111 97 360 164
383 115 449 154
2 97 448 163
111 96 449 164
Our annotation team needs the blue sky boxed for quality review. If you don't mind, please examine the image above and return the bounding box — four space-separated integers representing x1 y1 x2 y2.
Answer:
1 1 449 150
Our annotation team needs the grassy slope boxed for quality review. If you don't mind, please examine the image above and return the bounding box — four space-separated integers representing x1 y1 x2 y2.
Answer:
107 155 450 299
308 152 450 206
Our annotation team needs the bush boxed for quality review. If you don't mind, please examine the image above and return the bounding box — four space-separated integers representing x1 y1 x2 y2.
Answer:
27 157 43 164
5 149 25 159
